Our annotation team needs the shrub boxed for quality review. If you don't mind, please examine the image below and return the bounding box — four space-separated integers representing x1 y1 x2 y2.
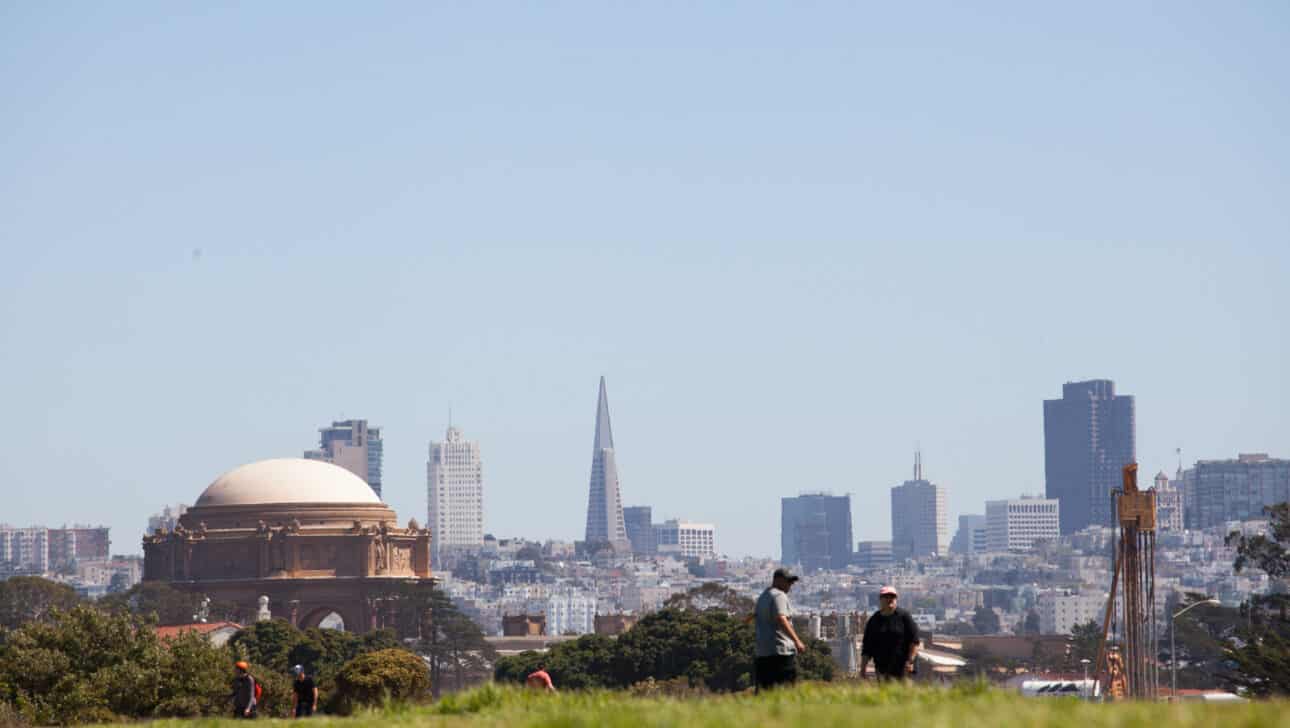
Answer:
332 648 430 714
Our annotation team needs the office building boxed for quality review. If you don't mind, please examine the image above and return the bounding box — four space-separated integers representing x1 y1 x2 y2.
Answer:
781 493 853 572
854 540 893 570
653 519 716 559
1185 453 1290 529
583 377 630 552
1044 379 1136 533
427 425 485 568
623 506 656 556
304 419 384 497
985 497 1060 552
147 504 188 535
890 452 949 560
950 514 988 555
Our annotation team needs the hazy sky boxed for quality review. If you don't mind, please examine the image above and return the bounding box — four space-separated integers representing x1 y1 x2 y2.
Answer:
2 3 1287 559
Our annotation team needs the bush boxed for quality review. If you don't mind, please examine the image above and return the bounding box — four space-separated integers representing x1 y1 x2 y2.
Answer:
333 648 430 714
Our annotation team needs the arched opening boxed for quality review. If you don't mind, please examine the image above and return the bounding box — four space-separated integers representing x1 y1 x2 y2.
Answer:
299 606 351 632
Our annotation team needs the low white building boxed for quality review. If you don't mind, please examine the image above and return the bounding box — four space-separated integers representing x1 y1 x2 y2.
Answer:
1036 590 1106 635
545 590 598 636
654 520 716 559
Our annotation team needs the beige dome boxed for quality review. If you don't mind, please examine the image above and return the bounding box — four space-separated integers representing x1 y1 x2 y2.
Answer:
195 458 382 507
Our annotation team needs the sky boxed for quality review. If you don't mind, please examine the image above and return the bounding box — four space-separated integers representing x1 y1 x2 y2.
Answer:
1 2 1287 559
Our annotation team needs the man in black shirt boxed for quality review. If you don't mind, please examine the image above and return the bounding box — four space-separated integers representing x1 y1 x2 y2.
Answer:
860 586 921 681
291 665 318 718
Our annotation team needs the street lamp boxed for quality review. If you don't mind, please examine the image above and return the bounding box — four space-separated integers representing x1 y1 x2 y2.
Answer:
1170 598 1221 699
1080 658 1091 698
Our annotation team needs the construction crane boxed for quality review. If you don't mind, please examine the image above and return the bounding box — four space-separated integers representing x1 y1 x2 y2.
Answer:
1095 463 1158 699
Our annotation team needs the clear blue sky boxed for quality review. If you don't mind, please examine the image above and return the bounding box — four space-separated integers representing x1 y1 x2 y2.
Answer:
2 3 1287 558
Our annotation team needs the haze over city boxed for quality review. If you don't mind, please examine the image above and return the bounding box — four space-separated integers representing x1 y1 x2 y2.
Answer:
2 3 1287 558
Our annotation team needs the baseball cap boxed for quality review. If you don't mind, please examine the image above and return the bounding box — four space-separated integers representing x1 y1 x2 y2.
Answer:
293 665 304 675
773 567 800 583
879 585 899 597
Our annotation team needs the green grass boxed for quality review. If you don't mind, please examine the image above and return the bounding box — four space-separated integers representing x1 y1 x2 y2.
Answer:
142 682 1290 728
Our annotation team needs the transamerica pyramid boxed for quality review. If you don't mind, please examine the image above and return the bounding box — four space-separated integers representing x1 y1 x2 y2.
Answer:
584 376 631 552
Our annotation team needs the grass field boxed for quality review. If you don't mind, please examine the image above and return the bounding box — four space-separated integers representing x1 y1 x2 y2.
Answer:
142 682 1289 728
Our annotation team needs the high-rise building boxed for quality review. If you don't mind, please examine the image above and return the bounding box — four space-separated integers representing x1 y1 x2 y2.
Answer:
47 526 111 569
950 514 988 555
0 526 49 573
545 589 598 636
1184 453 1290 529
623 506 656 556
147 504 188 535
781 493 853 572
985 497 1060 552
304 419 383 497
1153 470 1184 532
653 519 716 559
1043 380 1136 533
890 452 949 560
854 540 893 570
427 425 485 568
583 377 630 552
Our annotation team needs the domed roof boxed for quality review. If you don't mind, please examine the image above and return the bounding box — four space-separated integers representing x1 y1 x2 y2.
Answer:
195 458 382 507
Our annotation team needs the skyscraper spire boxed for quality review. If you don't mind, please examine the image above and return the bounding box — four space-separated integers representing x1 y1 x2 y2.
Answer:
584 376 630 552
914 447 923 481
594 375 614 452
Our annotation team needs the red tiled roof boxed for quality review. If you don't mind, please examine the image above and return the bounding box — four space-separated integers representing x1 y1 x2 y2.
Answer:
155 622 243 640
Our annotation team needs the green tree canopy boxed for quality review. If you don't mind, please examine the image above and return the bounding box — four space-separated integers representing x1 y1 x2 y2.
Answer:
0 576 81 630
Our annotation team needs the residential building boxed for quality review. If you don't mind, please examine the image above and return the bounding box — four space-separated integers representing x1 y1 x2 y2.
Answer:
951 515 988 555
47 526 110 569
545 590 597 636
1154 470 1184 533
854 541 893 570
890 452 949 560
0 526 49 573
781 493 853 572
985 497 1060 552
1036 590 1106 635
427 425 485 568
1043 379 1136 533
654 519 716 559
583 377 630 552
623 506 656 556
304 419 383 497
1185 453 1290 530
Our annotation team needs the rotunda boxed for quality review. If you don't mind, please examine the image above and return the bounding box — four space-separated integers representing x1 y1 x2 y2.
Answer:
142 458 431 632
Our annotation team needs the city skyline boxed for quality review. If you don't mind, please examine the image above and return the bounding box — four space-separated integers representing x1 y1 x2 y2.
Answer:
3 4 1288 559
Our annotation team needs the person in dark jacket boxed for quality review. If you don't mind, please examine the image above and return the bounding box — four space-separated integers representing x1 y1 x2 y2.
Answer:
230 661 258 719
860 586 921 681
291 665 318 717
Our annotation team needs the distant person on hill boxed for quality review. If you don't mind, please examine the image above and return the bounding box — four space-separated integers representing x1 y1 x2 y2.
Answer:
230 661 258 719
526 662 556 692
860 586 921 682
751 567 808 693
291 665 318 718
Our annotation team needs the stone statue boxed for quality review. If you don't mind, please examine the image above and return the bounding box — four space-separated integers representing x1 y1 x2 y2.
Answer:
193 595 211 624
407 517 420 533
256 520 270 536
257 595 271 621
350 520 364 534
287 517 302 534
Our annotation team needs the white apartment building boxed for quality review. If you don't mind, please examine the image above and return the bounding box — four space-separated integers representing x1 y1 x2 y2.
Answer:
985 496 1060 552
890 455 949 560
545 590 598 636
427 426 484 568
1037 590 1106 635
0 526 50 573
654 519 716 559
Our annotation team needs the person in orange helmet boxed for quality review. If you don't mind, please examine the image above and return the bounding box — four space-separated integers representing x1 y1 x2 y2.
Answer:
230 661 259 719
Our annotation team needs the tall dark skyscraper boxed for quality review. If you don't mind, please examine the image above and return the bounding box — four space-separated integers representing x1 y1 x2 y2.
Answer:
781 493 853 572
583 377 631 552
1043 379 1136 534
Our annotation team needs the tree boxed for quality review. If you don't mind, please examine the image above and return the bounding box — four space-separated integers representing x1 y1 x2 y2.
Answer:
1069 619 1101 663
1229 503 1290 579
663 582 754 616
333 649 430 714
107 572 132 594
972 606 1001 635
1021 610 1041 635
0 576 81 630
368 581 496 697
98 583 241 626
1225 503 1290 695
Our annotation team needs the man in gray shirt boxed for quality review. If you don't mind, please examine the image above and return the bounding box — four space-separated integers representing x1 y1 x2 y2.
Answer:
752 567 807 692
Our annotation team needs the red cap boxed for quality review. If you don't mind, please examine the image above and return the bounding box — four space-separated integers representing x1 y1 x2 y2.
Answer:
879 585 898 597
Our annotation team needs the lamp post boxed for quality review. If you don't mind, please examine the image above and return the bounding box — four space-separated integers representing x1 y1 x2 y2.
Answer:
1080 658 1091 698
1170 598 1221 699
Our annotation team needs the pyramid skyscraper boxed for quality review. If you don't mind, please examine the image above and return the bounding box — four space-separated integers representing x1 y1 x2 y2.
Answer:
584 376 631 552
